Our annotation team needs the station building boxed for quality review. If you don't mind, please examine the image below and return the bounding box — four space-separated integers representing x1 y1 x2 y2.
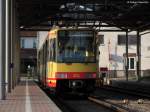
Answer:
98 31 150 80
20 31 37 74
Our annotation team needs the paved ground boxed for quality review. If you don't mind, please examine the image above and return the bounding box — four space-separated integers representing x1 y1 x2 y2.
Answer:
0 78 62 112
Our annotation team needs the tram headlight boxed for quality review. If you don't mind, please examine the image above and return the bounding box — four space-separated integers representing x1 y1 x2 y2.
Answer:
72 81 76 86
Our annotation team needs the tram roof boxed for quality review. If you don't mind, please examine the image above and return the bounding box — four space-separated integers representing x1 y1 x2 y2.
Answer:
16 0 150 32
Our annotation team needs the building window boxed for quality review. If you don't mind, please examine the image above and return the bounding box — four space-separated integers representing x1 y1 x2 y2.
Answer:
129 35 137 45
127 57 135 70
21 39 25 48
33 40 37 48
97 35 104 45
118 35 137 45
118 35 126 45
130 58 135 69
147 46 150 51
100 35 104 45
20 37 37 49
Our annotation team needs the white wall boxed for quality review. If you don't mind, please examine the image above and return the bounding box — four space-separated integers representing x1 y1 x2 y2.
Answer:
37 31 48 50
141 33 150 70
98 31 150 71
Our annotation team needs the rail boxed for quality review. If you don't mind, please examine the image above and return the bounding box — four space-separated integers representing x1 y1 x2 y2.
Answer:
88 96 129 112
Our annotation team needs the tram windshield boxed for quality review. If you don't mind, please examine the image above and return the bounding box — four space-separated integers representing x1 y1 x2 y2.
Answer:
57 30 96 63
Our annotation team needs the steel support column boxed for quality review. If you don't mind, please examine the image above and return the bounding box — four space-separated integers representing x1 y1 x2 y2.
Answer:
136 31 141 81
6 0 11 93
10 0 14 89
125 30 129 81
13 0 17 87
0 0 6 100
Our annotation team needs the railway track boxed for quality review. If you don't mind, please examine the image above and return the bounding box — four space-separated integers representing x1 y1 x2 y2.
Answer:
39 84 129 111
37 81 150 112
92 86 150 112
57 96 115 112
47 93 116 112
102 85 150 99
88 96 129 112
41 87 116 112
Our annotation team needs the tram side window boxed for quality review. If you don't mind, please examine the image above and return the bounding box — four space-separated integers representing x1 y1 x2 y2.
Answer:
49 39 52 61
43 46 45 65
47 41 49 61
41 48 43 65
53 39 56 61
38 51 40 61
49 39 56 61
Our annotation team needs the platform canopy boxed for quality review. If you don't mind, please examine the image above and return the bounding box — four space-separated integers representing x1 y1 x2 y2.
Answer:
16 0 150 31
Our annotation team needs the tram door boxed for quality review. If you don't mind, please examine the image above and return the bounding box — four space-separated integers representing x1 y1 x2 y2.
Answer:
45 41 48 86
43 44 46 86
49 39 56 79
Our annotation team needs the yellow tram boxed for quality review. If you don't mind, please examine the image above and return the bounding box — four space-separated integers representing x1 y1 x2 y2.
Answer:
38 27 97 94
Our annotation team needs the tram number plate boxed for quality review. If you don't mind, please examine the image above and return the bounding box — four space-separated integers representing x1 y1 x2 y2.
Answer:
73 74 80 78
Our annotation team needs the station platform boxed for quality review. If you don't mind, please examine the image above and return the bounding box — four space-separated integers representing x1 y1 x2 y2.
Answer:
0 78 62 112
